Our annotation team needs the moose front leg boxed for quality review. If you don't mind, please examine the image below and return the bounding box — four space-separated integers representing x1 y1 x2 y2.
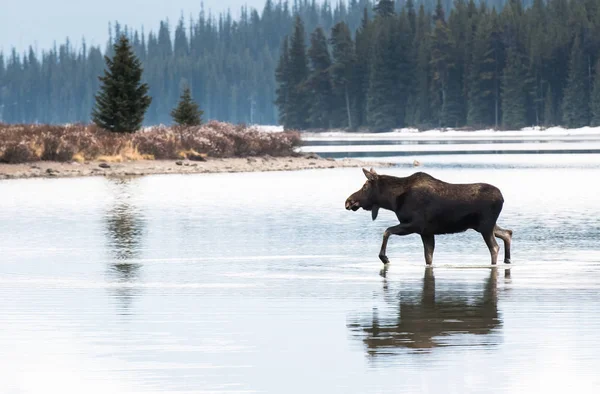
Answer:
482 230 500 265
379 224 415 265
421 234 435 265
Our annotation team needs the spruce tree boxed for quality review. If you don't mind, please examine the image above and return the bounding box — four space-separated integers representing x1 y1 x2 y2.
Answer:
445 0 468 127
467 12 497 127
367 19 398 131
330 22 356 129
501 49 527 130
562 35 590 128
413 5 432 128
275 36 291 127
171 86 203 126
374 0 395 18
354 8 372 128
395 11 415 128
430 14 452 127
307 27 333 129
92 35 152 132
286 16 311 130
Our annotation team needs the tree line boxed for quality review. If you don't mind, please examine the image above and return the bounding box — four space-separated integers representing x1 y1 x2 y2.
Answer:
276 0 600 131
0 0 377 126
1 0 534 128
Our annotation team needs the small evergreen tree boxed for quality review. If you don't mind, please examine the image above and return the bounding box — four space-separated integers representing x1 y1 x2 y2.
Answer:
171 86 203 126
92 35 152 132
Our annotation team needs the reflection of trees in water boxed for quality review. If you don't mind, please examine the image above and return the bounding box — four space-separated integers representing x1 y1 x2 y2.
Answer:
349 268 507 355
104 177 145 315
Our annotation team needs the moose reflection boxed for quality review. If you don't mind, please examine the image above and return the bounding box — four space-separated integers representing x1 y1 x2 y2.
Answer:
348 268 504 354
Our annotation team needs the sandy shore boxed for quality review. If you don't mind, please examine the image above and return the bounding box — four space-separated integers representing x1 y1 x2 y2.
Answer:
0 155 395 180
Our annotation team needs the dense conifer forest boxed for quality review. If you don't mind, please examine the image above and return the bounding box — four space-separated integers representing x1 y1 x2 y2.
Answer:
2 0 598 131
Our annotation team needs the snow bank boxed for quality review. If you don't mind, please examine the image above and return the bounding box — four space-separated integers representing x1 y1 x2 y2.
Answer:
302 126 600 140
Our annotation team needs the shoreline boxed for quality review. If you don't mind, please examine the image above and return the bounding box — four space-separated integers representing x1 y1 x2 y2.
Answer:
0 156 396 180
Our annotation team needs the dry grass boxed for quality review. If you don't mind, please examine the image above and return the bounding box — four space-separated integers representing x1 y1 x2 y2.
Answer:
0 121 301 164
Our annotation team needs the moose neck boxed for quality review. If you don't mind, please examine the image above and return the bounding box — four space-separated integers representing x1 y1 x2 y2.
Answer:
376 175 408 211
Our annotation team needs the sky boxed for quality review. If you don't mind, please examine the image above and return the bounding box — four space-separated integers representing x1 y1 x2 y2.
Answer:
1 0 265 54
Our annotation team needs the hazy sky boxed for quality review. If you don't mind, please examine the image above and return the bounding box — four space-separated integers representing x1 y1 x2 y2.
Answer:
1 0 265 53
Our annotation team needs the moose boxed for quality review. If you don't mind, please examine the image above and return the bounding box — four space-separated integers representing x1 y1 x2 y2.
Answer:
345 168 512 266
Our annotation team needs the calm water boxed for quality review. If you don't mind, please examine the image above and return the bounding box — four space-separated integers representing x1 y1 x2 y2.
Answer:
1 152 600 393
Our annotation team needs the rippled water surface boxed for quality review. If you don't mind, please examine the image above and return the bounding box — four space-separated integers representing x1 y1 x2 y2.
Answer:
2 153 600 393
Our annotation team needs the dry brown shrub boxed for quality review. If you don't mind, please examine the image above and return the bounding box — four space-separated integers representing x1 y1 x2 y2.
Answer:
0 142 39 163
0 122 301 163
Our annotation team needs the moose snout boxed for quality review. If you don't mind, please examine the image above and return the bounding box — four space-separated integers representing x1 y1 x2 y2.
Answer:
345 198 352 210
345 197 360 211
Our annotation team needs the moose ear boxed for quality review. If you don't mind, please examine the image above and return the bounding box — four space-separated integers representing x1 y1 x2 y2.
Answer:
362 168 378 181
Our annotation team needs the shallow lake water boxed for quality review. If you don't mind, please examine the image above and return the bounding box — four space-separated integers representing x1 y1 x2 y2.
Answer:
1 153 600 393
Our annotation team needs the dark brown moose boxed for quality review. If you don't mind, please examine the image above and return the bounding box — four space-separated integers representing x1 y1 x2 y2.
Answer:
345 168 513 266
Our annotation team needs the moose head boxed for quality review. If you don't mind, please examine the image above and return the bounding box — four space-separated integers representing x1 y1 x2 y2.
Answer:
345 168 381 221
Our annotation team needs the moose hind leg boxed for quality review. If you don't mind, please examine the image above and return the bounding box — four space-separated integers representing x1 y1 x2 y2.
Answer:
494 225 513 264
482 230 500 265
379 223 415 265
421 234 435 266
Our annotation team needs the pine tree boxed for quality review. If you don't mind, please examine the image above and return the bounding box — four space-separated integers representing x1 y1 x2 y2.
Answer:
433 0 445 23
330 21 356 129
275 36 290 126
562 34 590 128
367 19 398 131
307 27 333 129
467 12 499 127
354 7 372 128
413 5 433 128
171 85 203 126
406 0 417 35
430 12 453 127
445 0 468 127
92 35 152 132
501 48 527 129
395 11 415 127
285 16 311 130
374 0 395 18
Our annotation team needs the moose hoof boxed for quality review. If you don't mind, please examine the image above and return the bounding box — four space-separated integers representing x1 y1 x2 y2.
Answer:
379 254 390 265
379 267 388 278
504 258 512 264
